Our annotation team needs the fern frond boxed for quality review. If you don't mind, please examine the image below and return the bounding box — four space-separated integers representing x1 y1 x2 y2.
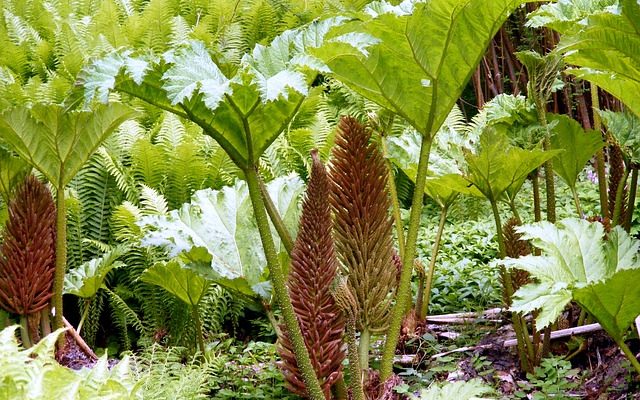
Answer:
130 140 167 190
98 147 139 202
139 184 169 215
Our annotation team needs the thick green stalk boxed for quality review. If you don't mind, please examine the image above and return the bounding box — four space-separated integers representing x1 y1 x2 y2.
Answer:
40 309 51 337
591 84 609 218
346 317 365 400
53 189 67 336
508 198 522 224
419 206 448 320
616 338 640 375
490 200 531 373
77 298 92 335
333 377 348 400
245 167 325 400
571 186 584 218
380 135 432 380
382 138 405 260
612 168 630 227
19 315 32 348
192 305 205 355
542 141 556 223
258 177 294 254
532 172 542 224
625 169 638 231
359 328 370 372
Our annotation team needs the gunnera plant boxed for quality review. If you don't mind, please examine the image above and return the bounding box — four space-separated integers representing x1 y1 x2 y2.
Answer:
278 150 345 399
329 116 396 370
0 175 56 347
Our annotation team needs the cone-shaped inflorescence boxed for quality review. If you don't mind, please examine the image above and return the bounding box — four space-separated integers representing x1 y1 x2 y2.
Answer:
0 175 56 315
329 116 396 334
608 143 627 223
502 218 530 306
278 150 345 399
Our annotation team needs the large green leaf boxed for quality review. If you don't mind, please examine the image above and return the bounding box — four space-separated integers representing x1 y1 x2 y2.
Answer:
138 175 303 298
548 113 604 190
598 109 640 164
463 127 557 203
81 19 343 168
574 268 640 342
501 219 640 329
0 104 134 188
64 247 125 299
424 174 481 208
141 260 209 307
526 0 616 34
313 0 531 136
0 146 30 203
557 0 640 117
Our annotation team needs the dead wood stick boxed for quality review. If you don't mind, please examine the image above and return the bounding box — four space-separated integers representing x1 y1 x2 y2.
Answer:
503 323 602 348
395 323 605 364
426 308 504 324
63 316 98 360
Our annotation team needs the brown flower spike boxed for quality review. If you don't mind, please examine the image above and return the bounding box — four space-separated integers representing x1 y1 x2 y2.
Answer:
278 150 345 399
0 175 56 315
329 116 396 334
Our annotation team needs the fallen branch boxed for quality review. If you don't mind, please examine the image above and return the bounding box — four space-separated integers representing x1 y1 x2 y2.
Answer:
63 316 98 360
425 308 503 324
394 322 604 365
502 323 602 348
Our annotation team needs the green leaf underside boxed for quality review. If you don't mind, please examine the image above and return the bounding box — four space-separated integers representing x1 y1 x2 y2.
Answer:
0 104 135 188
464 128 558 203
81 19 344 168
502 219 640 329
549 113 604 190
64 247 125 298
574 268 640 342
141 260 209 306
313 0 531 136
558 0 640 117
0 147 30 202
138 175 303 298
598 109 640 164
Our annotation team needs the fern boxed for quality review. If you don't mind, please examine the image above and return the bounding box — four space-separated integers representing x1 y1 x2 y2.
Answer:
72 155 122 260
200 285 245 335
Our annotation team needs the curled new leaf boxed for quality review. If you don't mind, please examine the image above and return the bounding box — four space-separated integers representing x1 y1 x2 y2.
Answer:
0 176 56 315
278 150 345 399
330 116 396 334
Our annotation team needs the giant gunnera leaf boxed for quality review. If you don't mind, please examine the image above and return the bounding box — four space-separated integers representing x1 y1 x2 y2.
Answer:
313 0 533 137
500 218 640 333
80 19 344 169
138 175 304 299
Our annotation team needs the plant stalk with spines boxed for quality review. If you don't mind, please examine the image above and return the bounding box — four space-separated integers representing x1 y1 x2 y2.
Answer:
625 168 638 231
490 200 533 372
259 177 294 254
375 113 405 261
380 134 432 380
587 85 610 218
418 205 448 320
245 165 325 400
